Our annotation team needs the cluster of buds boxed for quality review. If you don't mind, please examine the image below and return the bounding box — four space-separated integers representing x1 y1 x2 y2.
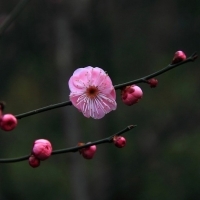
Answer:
78 136 127 160
121 85 143 106
0 103 17 131
3 50 190 166
28 50 187 166
29 139 52 168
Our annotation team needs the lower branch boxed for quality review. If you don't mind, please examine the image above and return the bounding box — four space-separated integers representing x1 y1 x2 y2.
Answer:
0 125 135 163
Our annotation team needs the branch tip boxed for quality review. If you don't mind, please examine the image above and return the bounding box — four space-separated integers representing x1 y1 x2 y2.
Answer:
128 125 137 129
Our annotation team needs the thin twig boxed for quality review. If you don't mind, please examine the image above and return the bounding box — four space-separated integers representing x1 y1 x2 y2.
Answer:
114 52 198 89
16 101 72 119
0 155 30 163
0 0 31 37
15 52 197 119
0 125 135 163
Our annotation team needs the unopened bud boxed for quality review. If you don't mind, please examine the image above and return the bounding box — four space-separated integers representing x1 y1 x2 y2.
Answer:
147 78 158 88
32 139 52 160
29 155 40 168
79 143 97 159
121 85 143 106
113 136 126 148
172 51 186 64
0 114 17 131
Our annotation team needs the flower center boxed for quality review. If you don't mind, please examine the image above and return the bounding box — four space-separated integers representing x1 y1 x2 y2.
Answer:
86 86 99 99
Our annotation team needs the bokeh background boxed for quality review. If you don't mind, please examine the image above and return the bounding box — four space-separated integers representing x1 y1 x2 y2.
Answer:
0 0 199 199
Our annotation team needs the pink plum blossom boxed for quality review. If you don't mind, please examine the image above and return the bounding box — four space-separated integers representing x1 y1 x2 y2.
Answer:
69 66 117 119
32 139 52 160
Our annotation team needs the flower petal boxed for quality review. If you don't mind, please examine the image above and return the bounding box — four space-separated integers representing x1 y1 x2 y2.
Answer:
69 66 117 119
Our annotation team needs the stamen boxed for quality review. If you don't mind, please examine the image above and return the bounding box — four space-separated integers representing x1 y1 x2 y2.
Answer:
86 86 99 99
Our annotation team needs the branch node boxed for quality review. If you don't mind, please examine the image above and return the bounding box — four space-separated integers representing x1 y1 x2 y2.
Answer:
128 125 137 129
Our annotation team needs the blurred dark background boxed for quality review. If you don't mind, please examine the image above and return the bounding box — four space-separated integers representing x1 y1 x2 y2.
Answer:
0 0 199 199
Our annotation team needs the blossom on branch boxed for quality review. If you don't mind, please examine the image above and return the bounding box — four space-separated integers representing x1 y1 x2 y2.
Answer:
69 66 117 119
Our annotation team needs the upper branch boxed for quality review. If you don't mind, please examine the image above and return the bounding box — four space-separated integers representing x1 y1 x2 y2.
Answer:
114 52 198 89
16 101 72 119
14 52 197 119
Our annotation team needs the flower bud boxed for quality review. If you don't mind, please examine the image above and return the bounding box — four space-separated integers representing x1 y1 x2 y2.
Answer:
121 85 143 106
113 136 126 148
32 139 52 160
0 114 17 131
147 78 158 88
29 155 40 168
172 51 186 64
80 144 97 159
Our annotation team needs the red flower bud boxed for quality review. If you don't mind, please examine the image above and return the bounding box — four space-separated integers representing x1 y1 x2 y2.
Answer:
80 144 97 159
172 51 186 64
147 78 158 88
0 114 17 131
29 155 40 168
121 85 143 106
32 139 52 160
113 136 126 148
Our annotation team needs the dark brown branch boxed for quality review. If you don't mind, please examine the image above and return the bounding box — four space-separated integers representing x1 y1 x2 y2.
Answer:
0 125 135 163
15 52 197 120
16 101 72 119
